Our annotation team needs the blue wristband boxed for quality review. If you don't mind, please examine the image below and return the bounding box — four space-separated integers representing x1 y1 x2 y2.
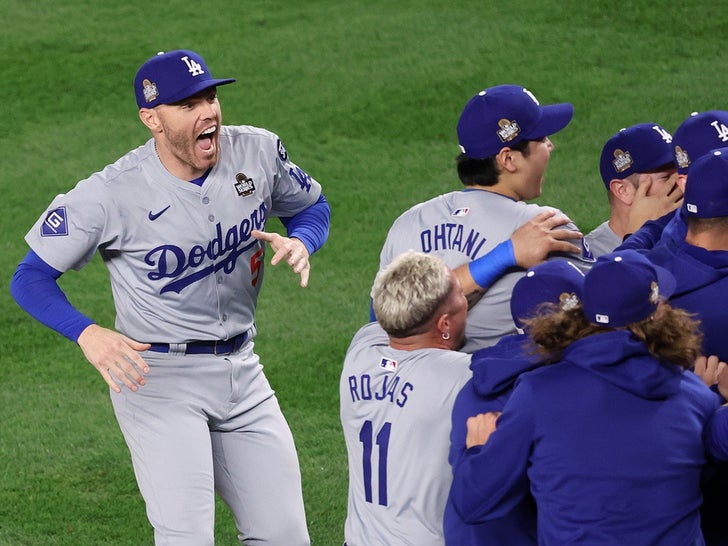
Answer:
468 240 516 289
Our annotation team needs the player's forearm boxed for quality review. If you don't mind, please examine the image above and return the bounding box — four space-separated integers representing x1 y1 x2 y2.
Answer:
10 250 94 342
280 194 331 255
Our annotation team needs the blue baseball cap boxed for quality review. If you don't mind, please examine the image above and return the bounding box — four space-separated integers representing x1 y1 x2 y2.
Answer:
510 260 585 329
599 123 675 188
134 50 236 109
582 250 676 328
456 84 574 159
684 148 728 218
673 111 728 174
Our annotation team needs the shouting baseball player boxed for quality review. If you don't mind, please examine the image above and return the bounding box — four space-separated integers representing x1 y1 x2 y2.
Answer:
10 49 330 545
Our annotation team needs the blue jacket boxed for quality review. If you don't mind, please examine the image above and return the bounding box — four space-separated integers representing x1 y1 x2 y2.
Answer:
445 334 540 545
646 237 728 545
647 238 728 362
618 207 687 252
450 330 721 546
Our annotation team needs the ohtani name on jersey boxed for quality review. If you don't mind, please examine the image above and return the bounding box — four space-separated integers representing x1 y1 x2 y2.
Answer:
420 223 487 259
145 202 267 294
347 373 413 408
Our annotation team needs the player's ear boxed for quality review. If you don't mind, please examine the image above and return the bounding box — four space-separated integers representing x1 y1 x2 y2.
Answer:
435 312 451 338
495 147 518 173
139 108 162 133
609 178 634 205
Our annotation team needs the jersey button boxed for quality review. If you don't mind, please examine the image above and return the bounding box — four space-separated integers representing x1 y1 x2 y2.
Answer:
208 214 215 222
222 314 228 321
202 197 210 204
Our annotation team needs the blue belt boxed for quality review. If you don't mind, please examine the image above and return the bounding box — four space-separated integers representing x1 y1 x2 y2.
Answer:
147 331 249 355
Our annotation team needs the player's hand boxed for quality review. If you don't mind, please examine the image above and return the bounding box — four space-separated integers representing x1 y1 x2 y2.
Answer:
511 210 582 268
695 354 728 389
626 174 683 234
252 229 311 287
77 324 151 393
465 412 501 449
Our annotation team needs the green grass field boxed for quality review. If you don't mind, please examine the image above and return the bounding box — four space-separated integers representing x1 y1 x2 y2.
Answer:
2 1 727 544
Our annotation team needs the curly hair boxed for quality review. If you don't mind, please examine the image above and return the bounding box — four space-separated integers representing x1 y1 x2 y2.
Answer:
524 301 703 369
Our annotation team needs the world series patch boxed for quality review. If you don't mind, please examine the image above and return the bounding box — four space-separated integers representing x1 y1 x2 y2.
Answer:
234 173 255 196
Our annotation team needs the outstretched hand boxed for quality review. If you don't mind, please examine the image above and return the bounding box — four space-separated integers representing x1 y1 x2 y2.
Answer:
252 229 311 287
511 210 582 268
77 324 151 393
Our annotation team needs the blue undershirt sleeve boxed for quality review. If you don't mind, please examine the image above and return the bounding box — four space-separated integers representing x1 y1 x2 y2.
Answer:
9 250 95 343
468 239 516 289
280 194 331 255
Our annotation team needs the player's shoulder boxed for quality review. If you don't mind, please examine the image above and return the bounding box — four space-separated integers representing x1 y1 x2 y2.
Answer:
79 140 156 190
221 124 277 139
389 190 468 224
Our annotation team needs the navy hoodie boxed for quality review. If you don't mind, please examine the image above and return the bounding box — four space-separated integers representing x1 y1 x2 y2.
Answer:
445 334 541 545
451 330 721 546
647 237 728 361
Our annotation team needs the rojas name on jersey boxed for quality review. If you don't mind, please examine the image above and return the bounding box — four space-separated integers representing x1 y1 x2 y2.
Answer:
346 373 414 408
145 202 267 294
419 222 487 260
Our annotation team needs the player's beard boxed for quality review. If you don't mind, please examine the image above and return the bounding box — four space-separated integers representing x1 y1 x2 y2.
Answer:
159 121 220 179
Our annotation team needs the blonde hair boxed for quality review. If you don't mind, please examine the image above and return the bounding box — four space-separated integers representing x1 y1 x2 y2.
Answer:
373 251 452 337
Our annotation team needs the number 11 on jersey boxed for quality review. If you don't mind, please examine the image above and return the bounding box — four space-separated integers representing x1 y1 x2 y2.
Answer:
359 420 392 506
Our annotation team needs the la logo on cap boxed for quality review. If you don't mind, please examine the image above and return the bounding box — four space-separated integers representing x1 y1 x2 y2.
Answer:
181 55 205 77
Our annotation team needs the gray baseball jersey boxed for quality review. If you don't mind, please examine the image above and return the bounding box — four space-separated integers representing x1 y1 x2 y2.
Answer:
584 220 622 259
377 189 592 353
24 124 320 543
25 125 321 343
340 321 472 545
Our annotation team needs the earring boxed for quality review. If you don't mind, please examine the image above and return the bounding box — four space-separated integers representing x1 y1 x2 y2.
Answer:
442 332 451 340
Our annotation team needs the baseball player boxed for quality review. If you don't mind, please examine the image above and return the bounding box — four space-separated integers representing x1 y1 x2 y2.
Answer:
620 110 728 251
10 49 330 545
445 260 584 546
451 250 722 545
585 122 681 258
644 148 728 544
340 251 472 545
375 84 593 353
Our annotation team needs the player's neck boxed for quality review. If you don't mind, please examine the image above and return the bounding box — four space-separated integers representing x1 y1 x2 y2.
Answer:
686 229 728 251
608 205 631 239
389 333 450 352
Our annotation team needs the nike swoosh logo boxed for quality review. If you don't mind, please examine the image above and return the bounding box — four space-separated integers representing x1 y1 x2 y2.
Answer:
148 206 171 221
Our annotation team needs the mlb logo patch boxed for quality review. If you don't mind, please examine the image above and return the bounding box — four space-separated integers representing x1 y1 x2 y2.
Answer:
451 207 470 217
379 357 398 372
41 207 68 237
595 314 610 324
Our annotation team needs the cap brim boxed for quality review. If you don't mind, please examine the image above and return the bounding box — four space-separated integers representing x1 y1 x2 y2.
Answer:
525 103 574 140
163 78 236 105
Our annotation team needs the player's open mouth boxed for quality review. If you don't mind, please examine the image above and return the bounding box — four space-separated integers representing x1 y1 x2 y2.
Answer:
197 126 217 153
